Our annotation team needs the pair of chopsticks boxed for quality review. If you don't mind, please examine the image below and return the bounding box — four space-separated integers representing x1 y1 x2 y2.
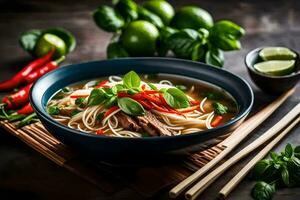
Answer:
185 102 300 200
169 89 297 199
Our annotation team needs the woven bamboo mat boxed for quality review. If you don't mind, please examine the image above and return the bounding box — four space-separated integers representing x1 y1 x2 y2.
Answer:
0 120 226 197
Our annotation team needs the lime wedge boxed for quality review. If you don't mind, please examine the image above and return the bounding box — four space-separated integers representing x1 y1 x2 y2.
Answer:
254 60 295 76
259 47 297 61
34 33 66 58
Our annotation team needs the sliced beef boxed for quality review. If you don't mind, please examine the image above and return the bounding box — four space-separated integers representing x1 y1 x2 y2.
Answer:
136 112 174 136
115 112 142 132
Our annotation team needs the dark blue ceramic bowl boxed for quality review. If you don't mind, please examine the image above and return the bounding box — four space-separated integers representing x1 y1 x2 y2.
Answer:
30 58 253 158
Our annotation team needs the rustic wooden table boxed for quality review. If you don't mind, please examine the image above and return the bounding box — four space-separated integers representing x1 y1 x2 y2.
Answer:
0 0 299 199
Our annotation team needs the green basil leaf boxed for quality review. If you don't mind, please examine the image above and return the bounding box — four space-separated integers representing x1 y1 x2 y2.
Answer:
281 167 290 186
96 112 104 121
93 6 125 32
118 97 145 116
212 102 228 115
157 26 178 56
285 143 294 158
175 85 187 91
205 48 224 67
252 160 273 180
168 29 202 58
70 109 81 117
147 83 158 91
209 20 245 51
191 42 206 61
137 7 163 28
107 42 129 59
43 27 76 53
104 96 117 108
75 97 86 108
48 106 60 115
115 0 138 22
19 29 42 54
251 181 275 200
202 92 223 100
114 84 126 92
123 71 141 88
163 88 189 109
88 88 108 106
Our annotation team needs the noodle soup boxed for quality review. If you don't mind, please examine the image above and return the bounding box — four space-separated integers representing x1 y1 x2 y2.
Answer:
47 71 238 137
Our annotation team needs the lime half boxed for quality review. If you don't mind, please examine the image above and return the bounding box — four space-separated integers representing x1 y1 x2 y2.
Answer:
34 33 66 58
259 47 297 61
254 60 296 76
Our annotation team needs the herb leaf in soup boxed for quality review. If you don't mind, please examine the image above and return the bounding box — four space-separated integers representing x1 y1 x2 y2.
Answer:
147 83 158 90
163 88 190 109
70 109 81 117
88 88 108 106
123 71 141 89
48 106 60 115
213 102 228 115
118 97 145 116
202 92 223 100
175 84 187 91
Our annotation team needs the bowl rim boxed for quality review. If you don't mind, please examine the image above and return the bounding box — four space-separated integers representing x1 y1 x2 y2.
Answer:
30 57 254 141
245 47 300 79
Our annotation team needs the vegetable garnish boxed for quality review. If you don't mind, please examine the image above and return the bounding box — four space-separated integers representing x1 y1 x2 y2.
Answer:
213 102 228 115
251 144 300 200
0 49 54 91
92 0 245 67
211 115 223 127
118 97 146 116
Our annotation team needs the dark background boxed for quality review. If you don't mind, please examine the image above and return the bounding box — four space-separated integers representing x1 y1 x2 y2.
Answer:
0 0 299 199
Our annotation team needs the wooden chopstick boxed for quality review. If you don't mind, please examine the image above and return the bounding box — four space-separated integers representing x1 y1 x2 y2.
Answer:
185 102 300 200
219 115 300 199
169 89 294 198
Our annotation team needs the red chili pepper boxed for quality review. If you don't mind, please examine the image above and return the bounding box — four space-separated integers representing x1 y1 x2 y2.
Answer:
190 100 200 105
2 83 33 109
150 102 177 114
24 56 65 83
95 80 109 88
142 93 162 105
211 116 223 127
96 129 105 135
0 49 54 91
143 90 159 94
138 100 153 110
104 106 119 118
17 102 34 115
141 84 146 90
70 95 89 99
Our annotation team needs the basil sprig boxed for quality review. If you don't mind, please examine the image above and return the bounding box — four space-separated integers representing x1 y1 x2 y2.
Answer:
117 97 145 116
162 88 190 109
123 70 141 88
251 144 300 200
213 102 228 115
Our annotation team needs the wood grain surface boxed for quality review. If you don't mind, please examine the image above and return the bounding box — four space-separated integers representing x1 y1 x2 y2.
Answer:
0 0 299 200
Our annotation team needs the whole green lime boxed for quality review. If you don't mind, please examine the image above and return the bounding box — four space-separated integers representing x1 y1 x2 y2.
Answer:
171 6 213 30
143 0 175 25
34 33 66 58
121 20 159 56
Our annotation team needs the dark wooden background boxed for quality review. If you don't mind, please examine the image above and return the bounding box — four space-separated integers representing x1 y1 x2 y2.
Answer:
0 0 299 199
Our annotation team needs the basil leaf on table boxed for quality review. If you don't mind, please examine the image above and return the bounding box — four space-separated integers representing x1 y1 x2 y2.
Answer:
251 181 275 200
43 27 76 53
115 0 138 22
157 26 178 56
168 29 202 58
205 48 224 67
209 20 245 51
191 42 206 61
88 88 109 106
107 42 129 59
93 6 125 32
163 88 190 109
19 29 42 54
118 97 145 116
123 71 141 88
281 167 290 186
284 143 294 158
252 159 274 180
137 7 163 28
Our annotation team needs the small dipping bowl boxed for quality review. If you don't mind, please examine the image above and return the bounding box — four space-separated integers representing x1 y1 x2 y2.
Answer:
245 47 300 94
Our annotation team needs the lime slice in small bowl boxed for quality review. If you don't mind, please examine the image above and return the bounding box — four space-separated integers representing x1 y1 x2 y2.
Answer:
253 60 296 76
259 47 297 61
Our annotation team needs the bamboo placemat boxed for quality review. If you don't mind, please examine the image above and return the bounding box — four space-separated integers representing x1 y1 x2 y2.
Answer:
0 120 226 197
